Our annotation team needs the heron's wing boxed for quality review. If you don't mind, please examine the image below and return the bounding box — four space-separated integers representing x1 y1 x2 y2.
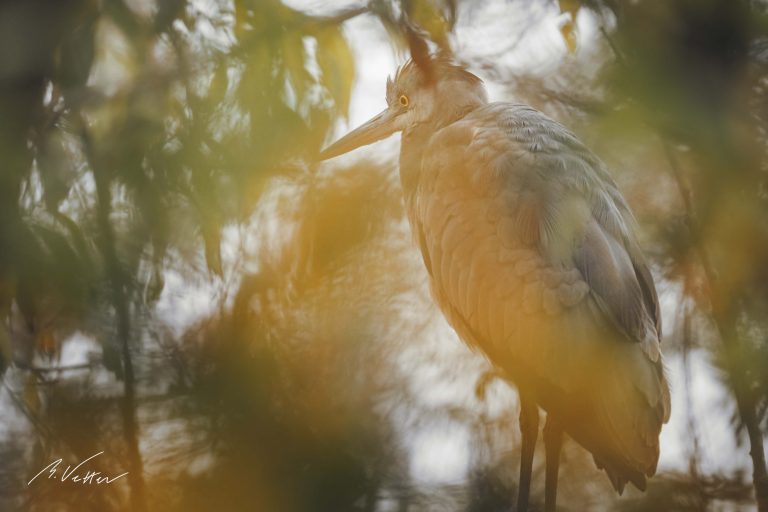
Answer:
415 103 670 491
489 104 661 347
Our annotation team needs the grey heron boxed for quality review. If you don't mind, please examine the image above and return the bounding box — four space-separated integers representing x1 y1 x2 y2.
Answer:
320 55 670 512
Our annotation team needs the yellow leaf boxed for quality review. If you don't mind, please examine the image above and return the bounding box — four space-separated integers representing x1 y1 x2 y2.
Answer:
560 19 578 53
24 374 41 414
558 0 580 17
557 0 580 53
37 330 57 356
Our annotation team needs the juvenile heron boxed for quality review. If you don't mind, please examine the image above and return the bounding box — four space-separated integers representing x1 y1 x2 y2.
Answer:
320 56 670 511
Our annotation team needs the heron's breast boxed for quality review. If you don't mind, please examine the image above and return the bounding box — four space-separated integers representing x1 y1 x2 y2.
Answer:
409 165 592 366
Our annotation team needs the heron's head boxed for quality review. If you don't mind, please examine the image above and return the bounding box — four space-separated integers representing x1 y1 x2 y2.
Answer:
319 56 487 160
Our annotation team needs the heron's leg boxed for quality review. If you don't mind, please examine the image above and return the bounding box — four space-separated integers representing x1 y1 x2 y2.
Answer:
543 415 563 512
517 393 538 512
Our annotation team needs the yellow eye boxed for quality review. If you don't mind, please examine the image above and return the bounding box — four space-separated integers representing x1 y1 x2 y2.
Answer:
398 95 409 107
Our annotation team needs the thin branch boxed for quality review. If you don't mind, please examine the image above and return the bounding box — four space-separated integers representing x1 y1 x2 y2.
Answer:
315 5 370 26
24 363 94 373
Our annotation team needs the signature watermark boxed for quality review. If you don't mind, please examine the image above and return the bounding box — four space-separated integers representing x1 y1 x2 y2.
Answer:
28 451 128 486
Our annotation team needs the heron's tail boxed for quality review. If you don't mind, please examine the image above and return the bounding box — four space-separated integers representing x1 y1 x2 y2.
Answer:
584 341 670 493
531 336 670 494
593 455 643 495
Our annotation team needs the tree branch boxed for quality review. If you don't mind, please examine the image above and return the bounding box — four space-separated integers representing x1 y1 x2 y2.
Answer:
80 122 148 512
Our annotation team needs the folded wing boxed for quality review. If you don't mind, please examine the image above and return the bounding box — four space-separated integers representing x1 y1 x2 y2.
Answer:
414 103 671 492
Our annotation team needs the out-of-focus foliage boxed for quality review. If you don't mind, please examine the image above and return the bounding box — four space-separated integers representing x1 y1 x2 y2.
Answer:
0 0 361 377
1 0 768 511
0 0 375 509
500 0 768 509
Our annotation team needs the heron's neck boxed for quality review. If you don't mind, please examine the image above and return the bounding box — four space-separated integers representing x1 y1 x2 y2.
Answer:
428 77 488 129
399 96 485 198
399 126 431 199
431 97 485 132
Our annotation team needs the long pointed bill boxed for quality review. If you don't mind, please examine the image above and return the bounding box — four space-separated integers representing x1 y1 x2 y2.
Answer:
319 108 398 160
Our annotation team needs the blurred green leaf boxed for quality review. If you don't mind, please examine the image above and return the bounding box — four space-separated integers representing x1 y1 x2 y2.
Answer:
315 26 355 118
208 63 230 104
57 16 96 90
409 0 454 47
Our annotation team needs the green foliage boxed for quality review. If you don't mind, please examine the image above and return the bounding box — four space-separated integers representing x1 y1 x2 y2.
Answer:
0 0 363 370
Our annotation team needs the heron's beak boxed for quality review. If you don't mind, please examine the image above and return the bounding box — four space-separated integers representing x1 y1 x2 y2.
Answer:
319 108 398 160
